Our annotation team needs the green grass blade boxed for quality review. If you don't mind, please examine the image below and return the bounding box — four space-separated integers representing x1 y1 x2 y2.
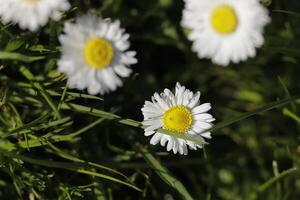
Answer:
206 95 300 133
60 102 142 127
48 90 104 101
283 108 300 123
61 102 206 146
47 143 129 179
0 51 45 62
0 149 141 192
7 116 71 136
257 167 298 192
19 66 61 119
16 118 105 148
60 95 300 146
278 77 297 112
272 9 300 18
139 147 194 200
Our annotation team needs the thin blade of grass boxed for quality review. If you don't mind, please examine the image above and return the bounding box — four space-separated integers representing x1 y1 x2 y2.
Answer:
272 9 300 18
139 147 194 200
47 143 129 180
60 102 142 127
257 167 298 192
48 90 104 101
278 77 297 113
0 149 141 192
60 102 207 146
19 66 61 119
7 116 71 136
60 95 300 146
0 51 45 62
16 118 105 148
205 95 300 133
283 108 300 123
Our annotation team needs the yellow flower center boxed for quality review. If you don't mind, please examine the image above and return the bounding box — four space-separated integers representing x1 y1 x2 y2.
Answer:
210 5 238 35
83 37 114 69
163 106 193 134
22 0 38 4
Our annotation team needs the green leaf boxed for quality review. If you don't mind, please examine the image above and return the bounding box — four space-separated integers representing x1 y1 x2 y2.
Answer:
6 116 72 136
0 51 45 62
283 108 300 123
235 90 263 104
16 118 105 148
272 9 300 18
257 167 298 192
0 149 141 192
60 95 300 146
60 102 207 146
60 102 142 128
139 147 194 200
20 66 62 119
261 0 272 6
5 38 24 52
206 95 300 133
28 44 56 53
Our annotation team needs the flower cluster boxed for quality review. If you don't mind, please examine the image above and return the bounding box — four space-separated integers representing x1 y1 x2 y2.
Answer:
0 0 271 155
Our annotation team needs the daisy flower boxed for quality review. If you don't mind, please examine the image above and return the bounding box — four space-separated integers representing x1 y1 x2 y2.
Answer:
0 0 70 31
58 14 137 95
181 0 270 66
141 82 215 155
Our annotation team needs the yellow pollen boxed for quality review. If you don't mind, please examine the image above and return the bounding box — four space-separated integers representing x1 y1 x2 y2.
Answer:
163 106 193 134
211 5 238 34
84 37 114 69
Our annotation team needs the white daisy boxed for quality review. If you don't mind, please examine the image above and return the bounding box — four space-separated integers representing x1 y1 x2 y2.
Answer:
58 14 137 95
0 0 70 31
181 0 270 66
141 82 215 155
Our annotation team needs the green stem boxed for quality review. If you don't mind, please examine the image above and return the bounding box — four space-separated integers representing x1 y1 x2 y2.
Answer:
257 167 298 192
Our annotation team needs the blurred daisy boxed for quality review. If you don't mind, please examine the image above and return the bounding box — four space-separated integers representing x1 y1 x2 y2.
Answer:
0 0 70 31
58 14 137 95
141 82 215 155
181 0 270 66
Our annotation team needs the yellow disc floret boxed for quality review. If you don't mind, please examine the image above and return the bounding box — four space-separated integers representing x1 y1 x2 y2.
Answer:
163 106 193 134
84 37 114 69
211 5 238 35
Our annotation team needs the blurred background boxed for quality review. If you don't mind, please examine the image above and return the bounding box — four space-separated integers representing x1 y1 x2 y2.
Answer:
1 0 300 199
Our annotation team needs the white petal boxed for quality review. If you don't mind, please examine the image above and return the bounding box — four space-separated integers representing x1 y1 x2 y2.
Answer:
188 92 201 108
172 139 179 154
142 119 161 126
194 121 213 130
160 135 169 146
145 122 162 132
113 65 132 77
153 93 169 110
201 132 212 139
192 103 211 114
194 113 214 121
150 133 162 145
166 138 174 151
181 0 270 66
145 131 155 136
57 14 136 95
